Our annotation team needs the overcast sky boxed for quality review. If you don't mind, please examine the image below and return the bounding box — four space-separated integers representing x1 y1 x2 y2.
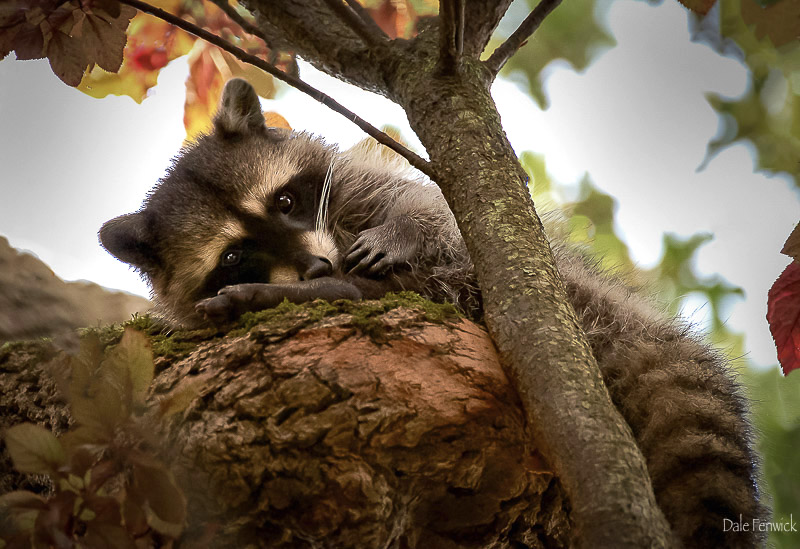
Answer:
0 0 797 367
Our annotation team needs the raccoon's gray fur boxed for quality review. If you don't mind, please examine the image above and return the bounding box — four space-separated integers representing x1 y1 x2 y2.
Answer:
100 78 767 547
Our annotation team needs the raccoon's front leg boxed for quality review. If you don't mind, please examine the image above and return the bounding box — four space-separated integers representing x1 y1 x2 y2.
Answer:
195 278 363 323
345 215 423 276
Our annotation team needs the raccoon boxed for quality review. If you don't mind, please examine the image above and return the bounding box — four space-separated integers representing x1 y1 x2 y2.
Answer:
100 78 767 547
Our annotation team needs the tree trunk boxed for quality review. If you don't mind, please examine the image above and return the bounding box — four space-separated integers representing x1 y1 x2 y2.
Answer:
389 45 674 546
1 304 572 547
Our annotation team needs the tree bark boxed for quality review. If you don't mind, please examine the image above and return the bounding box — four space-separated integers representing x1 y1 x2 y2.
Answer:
1 306 572 547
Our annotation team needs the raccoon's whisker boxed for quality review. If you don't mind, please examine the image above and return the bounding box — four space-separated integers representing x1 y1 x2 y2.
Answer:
317 156 335 233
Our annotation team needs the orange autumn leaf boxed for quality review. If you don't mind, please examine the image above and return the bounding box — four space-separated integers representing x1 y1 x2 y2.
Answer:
264 111 291 129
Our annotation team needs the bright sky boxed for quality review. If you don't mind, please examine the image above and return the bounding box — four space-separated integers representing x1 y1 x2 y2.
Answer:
0 0 797 367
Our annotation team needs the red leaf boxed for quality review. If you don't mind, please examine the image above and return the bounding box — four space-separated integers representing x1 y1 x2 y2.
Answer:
781 222 800 261
767 261 800 375
676 0 717 16
130 44 169 71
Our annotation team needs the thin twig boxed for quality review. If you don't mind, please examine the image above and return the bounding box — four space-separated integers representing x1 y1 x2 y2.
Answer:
208 0 273 48
485 0 563 75
438 0 463 73
117 0 432 178
321 0 387 46
343 0 389 40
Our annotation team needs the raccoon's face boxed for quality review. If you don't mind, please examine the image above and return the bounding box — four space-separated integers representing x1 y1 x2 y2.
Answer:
99 78 340 325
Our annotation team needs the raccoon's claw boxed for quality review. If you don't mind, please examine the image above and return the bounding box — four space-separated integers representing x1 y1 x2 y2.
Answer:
345 216 422 277
195 293 235 323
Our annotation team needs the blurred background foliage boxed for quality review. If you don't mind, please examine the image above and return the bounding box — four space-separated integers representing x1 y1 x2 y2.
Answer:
506 1 800 546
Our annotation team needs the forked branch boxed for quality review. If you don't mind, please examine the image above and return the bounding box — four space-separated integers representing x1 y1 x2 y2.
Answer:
485 0 563 75
117 0 432 178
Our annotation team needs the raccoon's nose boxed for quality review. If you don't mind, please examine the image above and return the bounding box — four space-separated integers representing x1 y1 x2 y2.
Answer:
303 257 333 280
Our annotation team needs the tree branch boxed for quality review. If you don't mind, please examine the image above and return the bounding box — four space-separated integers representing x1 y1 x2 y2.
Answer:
321 0 388 47
460 0 514 57
485 0 564 75
438 0 464 72
240 0 387 92
208 0 274 48
343 0 389 40
117 0 432 178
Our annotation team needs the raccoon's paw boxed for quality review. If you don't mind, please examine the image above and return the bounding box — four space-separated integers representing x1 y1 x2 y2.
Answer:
345 216 422 277
195 280 364 323
195 283 282 323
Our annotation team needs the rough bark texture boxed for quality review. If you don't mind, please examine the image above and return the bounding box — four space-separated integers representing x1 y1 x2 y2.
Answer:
0 341 67 496
1 305 572 547
238 3 675 546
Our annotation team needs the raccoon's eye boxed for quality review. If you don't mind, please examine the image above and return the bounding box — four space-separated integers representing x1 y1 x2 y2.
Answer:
221 249 242 267
276 192 294 214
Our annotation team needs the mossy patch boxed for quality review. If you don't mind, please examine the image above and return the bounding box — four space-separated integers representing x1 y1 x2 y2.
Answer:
79 313 214 361
0 338 56 368
229 291 461 341
66 293 461 360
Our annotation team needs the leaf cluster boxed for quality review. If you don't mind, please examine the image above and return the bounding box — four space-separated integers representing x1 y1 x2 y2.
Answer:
0 328 196 549
697 0 800 188
0 0 136 86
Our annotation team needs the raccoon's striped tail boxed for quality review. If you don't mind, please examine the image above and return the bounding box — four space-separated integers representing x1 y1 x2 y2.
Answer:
600 335 767 548
561 257 768 548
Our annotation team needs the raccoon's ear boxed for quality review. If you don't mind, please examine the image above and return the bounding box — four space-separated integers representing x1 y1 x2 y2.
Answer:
214 78 266 136
99 213 159 271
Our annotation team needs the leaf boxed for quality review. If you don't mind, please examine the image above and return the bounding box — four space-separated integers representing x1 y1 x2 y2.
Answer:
83 8 136 73
741 0 800 47
132 460 187 535
0 491 47 511
78 12 196 103
767 261 800 375
367 0 418 39
264 111 291 130
70 376 125 435
501 0 615 108
4 423 66 475
21 0 138 87
122 498 149 538
781 222 800 261
32 490 76 548
47 28 92 86
701 0 800 188
105 327 154 406
81 524 137 549
677 0 717 16
184 42 226 140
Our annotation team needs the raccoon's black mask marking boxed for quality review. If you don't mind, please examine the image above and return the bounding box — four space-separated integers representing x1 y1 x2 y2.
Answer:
100 78 767 548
